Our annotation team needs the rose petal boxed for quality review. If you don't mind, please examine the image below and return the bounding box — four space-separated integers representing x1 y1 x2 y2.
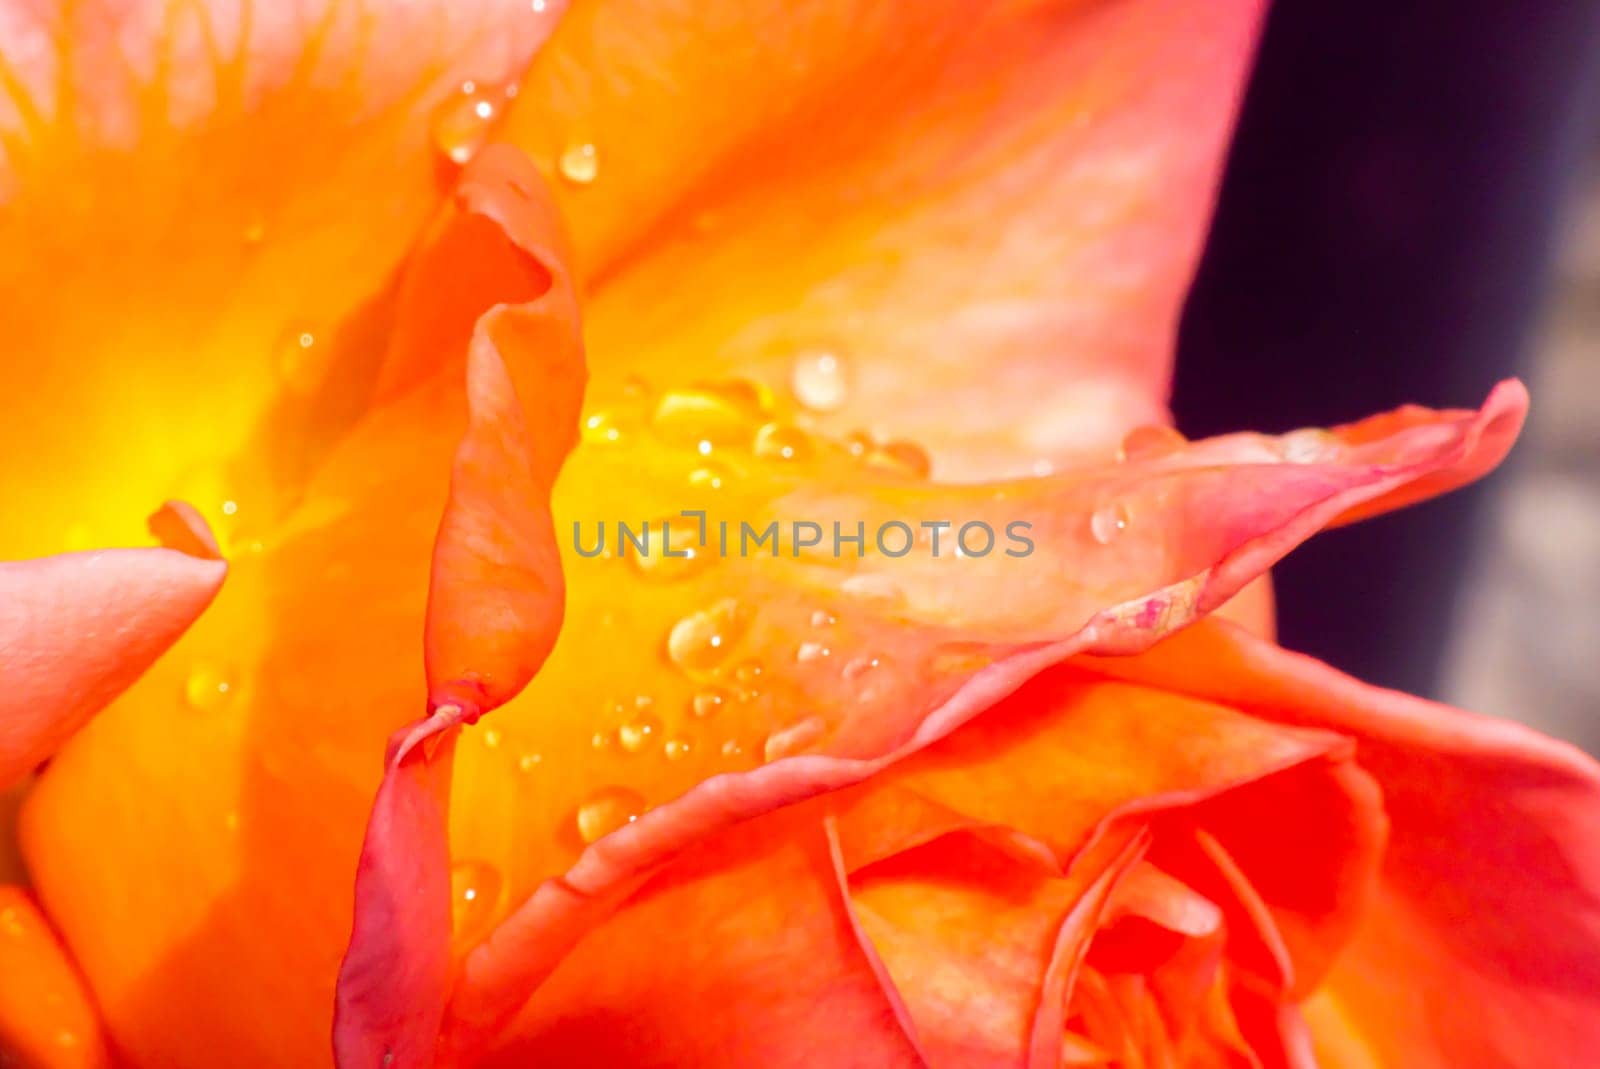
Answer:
0 887 111 1069
507 0 1265 477
0 0 566 561
441 383 1523 1050
0 523 226 788
473 809 926 1069
334 143 586 1069
1080 618 1600 1068
18 147 573 1068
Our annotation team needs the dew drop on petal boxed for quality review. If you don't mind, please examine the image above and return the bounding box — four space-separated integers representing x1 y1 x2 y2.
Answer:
842 653 885 681
791 349 850 412
518 752 543 773
843 431 875 458
753 422 813 462
275 326 325 393
764 716 828 762
689 687 729 718
558 142 600 185
1117 424 1187 463
796 641 830 663
653 385 763 448
663 736 693 761
810 608 837 628
591 729 616 752
618 714 662 754
629 518 711 582
840 573 905 607
450 860 503 944
688 463 730 491
1089 501 1131 545
720 739 744 759
184 663 235 712
866 440 931 479
667 598 745 671
433 81 505 166
581 411 625 446
1278 428 1342 464
575 785 647 843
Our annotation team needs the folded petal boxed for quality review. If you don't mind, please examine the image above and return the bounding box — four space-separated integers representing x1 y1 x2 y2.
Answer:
474 809 925 1069
440 387 1507 1051
506 0 1265 478
18 147 571 1069
0 0 565 560
0 886 111 1069
1080 619 1600 1067
335 144 586 1069
0 516 226 788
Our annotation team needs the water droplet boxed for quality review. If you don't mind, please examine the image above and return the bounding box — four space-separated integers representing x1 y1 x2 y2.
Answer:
1089 501 1130 545
450 860 503 944
582 411 625 446
929 642 994 674
840 573 905 607
690 687 729 718
764 716 828 762
810 608 837 628
591 729 616 752
842 654 884 681
276 326 325 393
1117 424 1187 462
653 385 763 449
721 739 745 758
558 142 599 185
866 440 931 479
1277 428 1341 464
843 431 875 458
518 752 543 772
753 422 813 462
732 659 764 686
663 736 693 761
629 517 712 581
688 463 730 491
184 664 235 711
434 81 507 165
791 349 850 411
618 714 662 753
575 785 646 843
667 598 745 671
796 641 830 663
481 728 502 749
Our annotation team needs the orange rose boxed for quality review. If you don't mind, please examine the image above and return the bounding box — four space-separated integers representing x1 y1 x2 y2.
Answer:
2 3 1596 1069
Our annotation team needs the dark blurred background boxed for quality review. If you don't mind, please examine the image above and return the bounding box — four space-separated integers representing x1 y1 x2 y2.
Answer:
1174 0 1600 748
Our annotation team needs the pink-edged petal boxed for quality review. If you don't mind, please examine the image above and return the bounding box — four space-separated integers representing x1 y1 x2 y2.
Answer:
0 513 225 788
474 808 925 1068
1081 618 1600 1068
440 384 1525 1053
333 145 586 1069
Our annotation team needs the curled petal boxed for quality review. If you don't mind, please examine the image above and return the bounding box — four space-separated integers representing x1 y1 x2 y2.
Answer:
474 809 926 1069
0 513 225 788
1081 618 1600 1068
334 145 586 1069
441 387 1511 1051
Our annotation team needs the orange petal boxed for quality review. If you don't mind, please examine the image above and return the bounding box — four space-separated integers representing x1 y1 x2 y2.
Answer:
0 516 225 788
335 145 586 1069
507 0 1265 477
0 887 110 1069
0 0 566 561
474 809 926 1068
18 148 570 1068
1081 618 1600 1067
440 387 1510 1051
